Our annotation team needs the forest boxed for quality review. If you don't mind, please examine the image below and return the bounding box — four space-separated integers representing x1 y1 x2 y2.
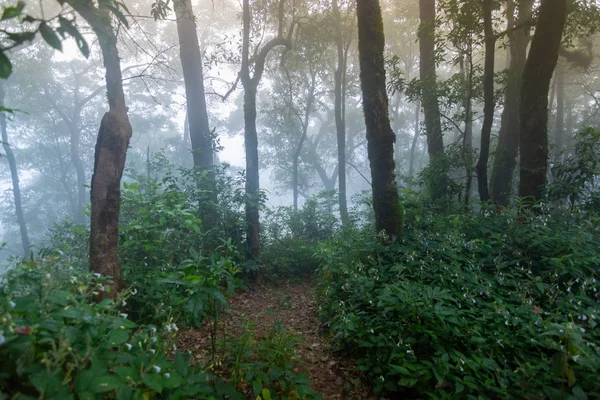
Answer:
1 0 600 398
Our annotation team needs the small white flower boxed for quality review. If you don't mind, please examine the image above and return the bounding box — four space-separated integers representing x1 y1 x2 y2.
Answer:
164 373 171 378
580 327 586 333
125 343 133 350
582 315 588 321
132 288 138 295
45 273 51 279
152 365 161 373
98 285 105 292
173 344 177 351
149 349 156 354
8 301 15 309
152 337 157 343
93 273 102 278
165 325 172 332
120 313 128 319
171 323 178 331
150 327 157 334
122 300 127 307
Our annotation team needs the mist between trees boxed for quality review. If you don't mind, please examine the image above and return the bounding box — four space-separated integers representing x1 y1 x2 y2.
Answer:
1 0 600 398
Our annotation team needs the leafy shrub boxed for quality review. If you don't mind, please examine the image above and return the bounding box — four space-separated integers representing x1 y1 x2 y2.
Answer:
316 209 600 398
0 256 240 399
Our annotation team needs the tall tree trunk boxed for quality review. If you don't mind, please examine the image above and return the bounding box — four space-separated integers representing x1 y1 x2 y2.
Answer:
68 1 133 298
408 101 420 178
333 0 350 226
475 0 495 203
240 0 290 260
554 64 565 159
0 86 30 258
490 0 532 206
461 52 474 208
174 0 217 234
175 0 213 170
357 0 402 238
418 0 447 200
519 0 567 203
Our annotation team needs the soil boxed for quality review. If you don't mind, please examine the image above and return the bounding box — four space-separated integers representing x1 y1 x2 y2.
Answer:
177 280 375 399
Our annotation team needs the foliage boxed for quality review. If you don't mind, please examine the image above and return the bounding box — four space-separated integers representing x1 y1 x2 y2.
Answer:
0 255 241 399
220 317 322 400
316 207 600 398
549 127 600 210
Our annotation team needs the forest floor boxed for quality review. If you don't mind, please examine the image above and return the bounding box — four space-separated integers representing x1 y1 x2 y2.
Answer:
178 280 374 399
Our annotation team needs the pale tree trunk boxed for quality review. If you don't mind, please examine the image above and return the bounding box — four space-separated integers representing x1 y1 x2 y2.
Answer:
240 0 290 260
554 64 565 159
67 0 133 299
357 0 402 238
418 0 447 200
490 0 533 206
408 101 420 178
0 86 30 258
333 0 350 226
460 51 474 208
475 0 495 203
519 0 567 203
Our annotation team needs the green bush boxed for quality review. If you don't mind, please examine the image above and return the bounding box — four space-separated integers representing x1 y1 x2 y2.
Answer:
0 256 241 399
316 209 600 398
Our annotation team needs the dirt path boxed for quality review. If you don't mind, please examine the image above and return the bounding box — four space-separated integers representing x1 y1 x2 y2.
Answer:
178 280 371 399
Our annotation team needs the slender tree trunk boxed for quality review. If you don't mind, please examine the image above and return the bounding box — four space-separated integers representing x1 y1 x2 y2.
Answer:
333 0 350 226
475 0 495 203
292 72 315 211
462 52 474 208
0 86 30 258
490 0 532 206
565 93 574 150
175 0 213 170
68 1 133 298
554 64 565 159
240 0 290 260
357 0 402 238
408 101 420 178
418 0 447 200
70 110 87 225
519 0 567 203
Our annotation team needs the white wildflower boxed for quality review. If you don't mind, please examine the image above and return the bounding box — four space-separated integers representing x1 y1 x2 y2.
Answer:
125 343 133 350
8 301 15 309
164 373 171 378
171 323 178 331
122 300 127 307
149 349 156 354
581 327 586 333
93 273 102 278
152 365 161 373
45 273 51 279
98 285 105 292
173 344 177 351
119 313 128 319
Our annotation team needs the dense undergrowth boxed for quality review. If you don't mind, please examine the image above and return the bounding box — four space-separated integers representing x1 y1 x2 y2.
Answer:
316 203 600 399
2 134 600 399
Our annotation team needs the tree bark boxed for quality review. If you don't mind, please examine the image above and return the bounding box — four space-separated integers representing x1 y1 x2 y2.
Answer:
333 0 350 226
357 0 402 238
490 0 532 206
240 0 290 260
519 0 567 203
408 101 420 178
418 0 447 200
0 86 30 258
475 0 495 203
461 52 474 208
554 64 565 159
175 0 213 171
67 0 133 298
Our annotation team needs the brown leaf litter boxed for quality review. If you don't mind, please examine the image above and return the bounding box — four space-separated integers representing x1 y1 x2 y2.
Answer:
177 280 377 399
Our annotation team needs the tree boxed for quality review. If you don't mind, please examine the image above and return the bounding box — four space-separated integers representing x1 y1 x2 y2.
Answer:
65 0 133 298
519 0 567 203
356 0 402 238
475 0 495 203
490 0 533 206
240 0 291 259
332 0 352 226
0 85 30 257
418 0 447 201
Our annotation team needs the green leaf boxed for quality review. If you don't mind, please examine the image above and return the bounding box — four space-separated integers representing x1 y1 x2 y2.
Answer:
104 329 130 348
39 23 62 51
0 52 10 78
91 375 123 393
1 1 25 20
261 388 272 400
57 17 89 57
114 366 139 383
143 373 164 393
